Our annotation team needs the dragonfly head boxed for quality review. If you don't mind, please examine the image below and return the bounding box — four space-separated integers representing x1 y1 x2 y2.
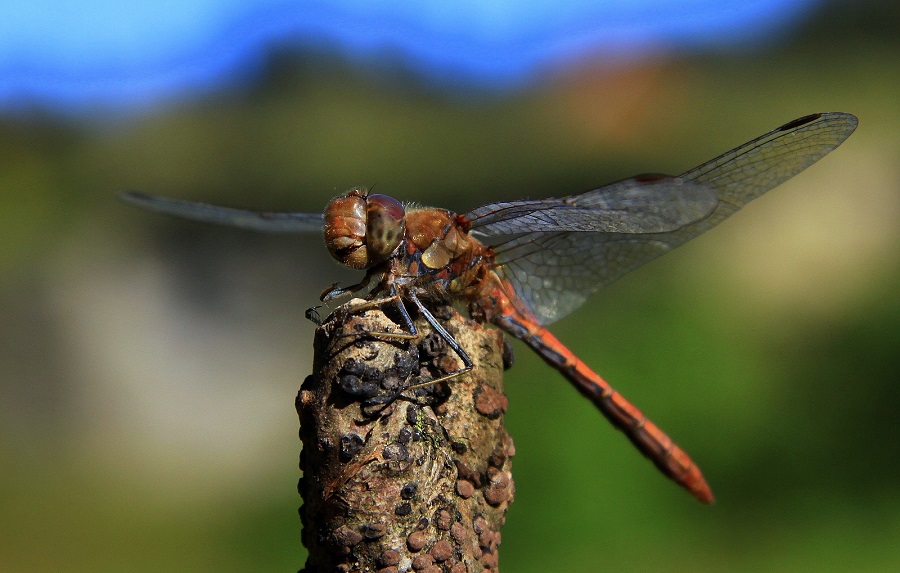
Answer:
323 187 406 270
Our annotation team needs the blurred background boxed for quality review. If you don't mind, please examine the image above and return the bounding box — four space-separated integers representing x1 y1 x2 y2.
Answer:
1 1 897 571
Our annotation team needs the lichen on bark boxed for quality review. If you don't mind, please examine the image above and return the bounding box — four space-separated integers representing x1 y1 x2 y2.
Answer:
297 299 514 573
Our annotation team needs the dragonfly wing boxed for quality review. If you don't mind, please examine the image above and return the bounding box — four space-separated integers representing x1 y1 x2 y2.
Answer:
490 112 857 324
493 232 673 324
467 176 718 235
120 191 325 233
675 112 858 238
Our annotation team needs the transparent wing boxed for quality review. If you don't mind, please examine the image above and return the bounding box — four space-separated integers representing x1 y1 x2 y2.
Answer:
120 191 324 233
466 176 718 235
676 112 858 233
487 112 858 324
493 232 673 323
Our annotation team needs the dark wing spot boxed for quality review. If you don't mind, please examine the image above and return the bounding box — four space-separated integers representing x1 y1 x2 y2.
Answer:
780 113 822 131
632 173 669 182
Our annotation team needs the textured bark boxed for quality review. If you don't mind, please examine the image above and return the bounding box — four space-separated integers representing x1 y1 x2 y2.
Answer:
297 299 515 573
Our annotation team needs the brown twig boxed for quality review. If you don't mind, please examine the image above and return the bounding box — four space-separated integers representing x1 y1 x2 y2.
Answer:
296 299 515 573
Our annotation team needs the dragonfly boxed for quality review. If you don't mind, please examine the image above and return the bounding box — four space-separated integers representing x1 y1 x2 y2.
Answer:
122 112 857 503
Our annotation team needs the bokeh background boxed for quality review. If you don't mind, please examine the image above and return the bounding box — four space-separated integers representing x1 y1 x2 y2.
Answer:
1 1 898 572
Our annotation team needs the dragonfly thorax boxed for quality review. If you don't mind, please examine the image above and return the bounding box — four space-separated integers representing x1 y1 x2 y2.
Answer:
323 187 406 270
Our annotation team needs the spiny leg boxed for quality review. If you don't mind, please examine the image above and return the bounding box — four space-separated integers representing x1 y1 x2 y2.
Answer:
330 289 474 407
393 291 473 393
332 289 420 343
320 268 379 304
307 272 378 325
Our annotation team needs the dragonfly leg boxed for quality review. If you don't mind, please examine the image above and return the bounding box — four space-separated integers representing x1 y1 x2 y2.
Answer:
393 292 474 393
311 291 392 326
361 293 476 409
305 306 324 325
320 269 378 304
331 290 474 409
330 283 424 343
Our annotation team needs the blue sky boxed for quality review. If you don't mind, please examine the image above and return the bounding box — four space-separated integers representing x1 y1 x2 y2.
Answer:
0 0 820 111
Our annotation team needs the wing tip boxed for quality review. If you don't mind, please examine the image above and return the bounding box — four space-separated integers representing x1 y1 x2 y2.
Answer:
118 189 152 206
780 112 858 136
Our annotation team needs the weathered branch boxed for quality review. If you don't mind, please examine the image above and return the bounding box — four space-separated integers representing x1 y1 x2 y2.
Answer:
297 299 515 573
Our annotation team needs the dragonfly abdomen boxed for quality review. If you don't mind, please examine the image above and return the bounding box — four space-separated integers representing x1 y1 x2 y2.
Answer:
484 287 714 503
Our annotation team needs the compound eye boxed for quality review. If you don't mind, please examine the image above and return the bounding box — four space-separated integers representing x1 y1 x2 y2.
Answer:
323 189 369 269
365 194 405 260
